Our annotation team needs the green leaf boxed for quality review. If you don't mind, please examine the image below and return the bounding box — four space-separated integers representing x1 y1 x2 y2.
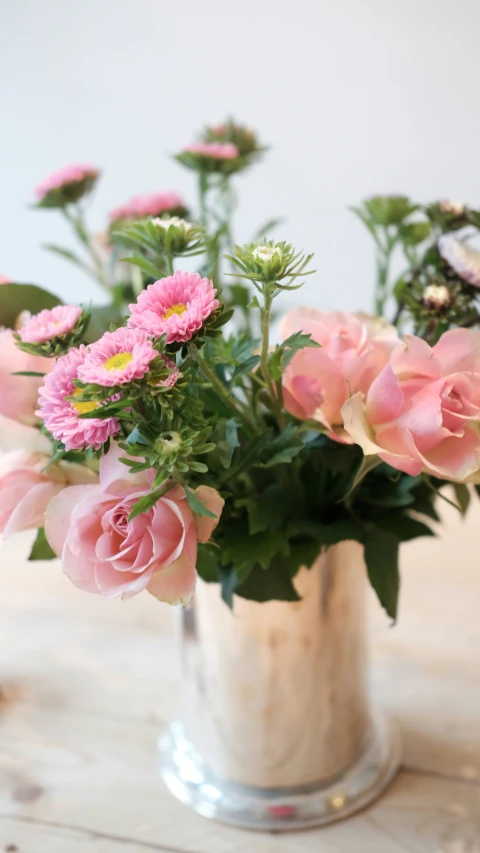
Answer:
453 483 471 515
377 515 435 542
341 455 382 501
43 243 89 270
13 371 47 377
128 486 173 521
228 284 250 309
212 418 240 468
255 424 304 468
220 518 290 574
231 355 260 382
363 195 417 226
0 283 62 329
196 543 220 583
120 255 165 280
287 518 363 549
184 485 217 519
364 528 400 622
29 528 56 561
219 565 238 608
236 484 289 535
235 559 301 603
398 221 431 246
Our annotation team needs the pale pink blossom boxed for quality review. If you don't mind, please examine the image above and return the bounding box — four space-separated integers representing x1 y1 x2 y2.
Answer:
342 329 480 481
0 329 52 426
0 449 98 539
280 308 399 441
35 164 99 201
78 327 157 387
109 192 186 223
37 346 120 451
128 271 219 344
0 275 11 284
45 444 224 604
438 235 480 287
19 305 82 344
184 142 239 160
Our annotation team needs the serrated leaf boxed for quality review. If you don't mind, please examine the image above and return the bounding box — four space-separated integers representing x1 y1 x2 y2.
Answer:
364 528 400 622
184 485 217 518
376 515 435 542
235 558 301 603
29 527 56 561
255 424 304 468
220 518 290 572
212 418 240 468
236 484 289 535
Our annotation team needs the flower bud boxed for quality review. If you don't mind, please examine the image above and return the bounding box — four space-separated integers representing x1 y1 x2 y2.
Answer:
35 164 99 208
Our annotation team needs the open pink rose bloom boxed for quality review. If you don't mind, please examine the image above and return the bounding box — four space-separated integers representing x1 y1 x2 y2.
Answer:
45 445 224 605
280 307 400 442
342 329 480 480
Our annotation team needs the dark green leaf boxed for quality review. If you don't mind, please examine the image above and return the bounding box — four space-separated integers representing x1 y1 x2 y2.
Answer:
377 515 435 542
13 371 47 377
453 483 471 515
219 565 238 608
29 528 56 561
255 424 304 468
196 543 220 583
0 283 62 329
236 484 289 535
364 528 400 622
235 559 301 603
212 418 240 468
220 518 290 573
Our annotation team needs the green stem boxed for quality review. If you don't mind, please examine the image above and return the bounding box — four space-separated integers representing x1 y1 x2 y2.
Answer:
260 287 285 429
63 207 110 289
375 254 390 316
165 252 174 275
191 345 256 433
199 170 209 228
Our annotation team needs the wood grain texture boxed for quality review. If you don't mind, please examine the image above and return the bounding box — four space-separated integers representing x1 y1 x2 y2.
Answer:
0 501 479 851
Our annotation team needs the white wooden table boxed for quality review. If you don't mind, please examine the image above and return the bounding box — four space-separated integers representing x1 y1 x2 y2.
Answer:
0 502 479 852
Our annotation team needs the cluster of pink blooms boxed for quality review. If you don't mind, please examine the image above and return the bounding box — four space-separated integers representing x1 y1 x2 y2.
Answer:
109 191 186 223
37 345 121 451
35 164 99 201
184 142 239 160
19 304 82 344
282 307 480 482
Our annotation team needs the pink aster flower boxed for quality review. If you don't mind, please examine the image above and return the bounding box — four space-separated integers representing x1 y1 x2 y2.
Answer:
78 327 157 387
0 275 11 284
127 271 219 344
37 345 120 451
184 142 239 160
109 191 187 223
438 235 480 288
35 164 99 201
19 304 82 344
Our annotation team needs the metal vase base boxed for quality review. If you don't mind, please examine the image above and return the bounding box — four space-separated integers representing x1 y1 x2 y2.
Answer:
159 714 402 832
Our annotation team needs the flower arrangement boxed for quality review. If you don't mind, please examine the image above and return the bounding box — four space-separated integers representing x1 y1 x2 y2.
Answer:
2 121 480 622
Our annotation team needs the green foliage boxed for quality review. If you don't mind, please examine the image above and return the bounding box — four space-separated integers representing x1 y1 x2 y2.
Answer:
364 528 400 622
0 283 62 329
29 528 56 561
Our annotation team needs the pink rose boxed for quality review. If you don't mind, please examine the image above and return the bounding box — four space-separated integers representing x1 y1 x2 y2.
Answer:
342 329 480 481
0 448 98 538
0 328 52 426
280 308 399 441
45 444 224 605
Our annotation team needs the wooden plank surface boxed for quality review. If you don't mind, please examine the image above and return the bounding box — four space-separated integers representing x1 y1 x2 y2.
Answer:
0 501 479 851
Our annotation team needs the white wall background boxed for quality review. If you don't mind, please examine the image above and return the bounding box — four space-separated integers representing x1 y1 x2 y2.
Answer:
1 0 479 315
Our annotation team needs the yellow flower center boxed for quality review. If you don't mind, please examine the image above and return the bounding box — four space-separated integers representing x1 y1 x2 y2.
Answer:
104 351 134 371
164 303 187 320
71 388 99 415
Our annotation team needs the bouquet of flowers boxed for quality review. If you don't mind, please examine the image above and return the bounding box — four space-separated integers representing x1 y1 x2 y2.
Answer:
2 120 480 622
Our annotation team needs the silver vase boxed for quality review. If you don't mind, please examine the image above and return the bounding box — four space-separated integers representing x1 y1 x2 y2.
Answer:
159 540 401 830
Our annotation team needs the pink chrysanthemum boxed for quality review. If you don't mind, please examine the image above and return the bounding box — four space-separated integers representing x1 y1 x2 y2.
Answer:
19 305 82 344
184 142 239 160
0 274 11 284
127 271 220 344
78 327 157 387
37 346 120 451
109 191 186 223
35 164 99 201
